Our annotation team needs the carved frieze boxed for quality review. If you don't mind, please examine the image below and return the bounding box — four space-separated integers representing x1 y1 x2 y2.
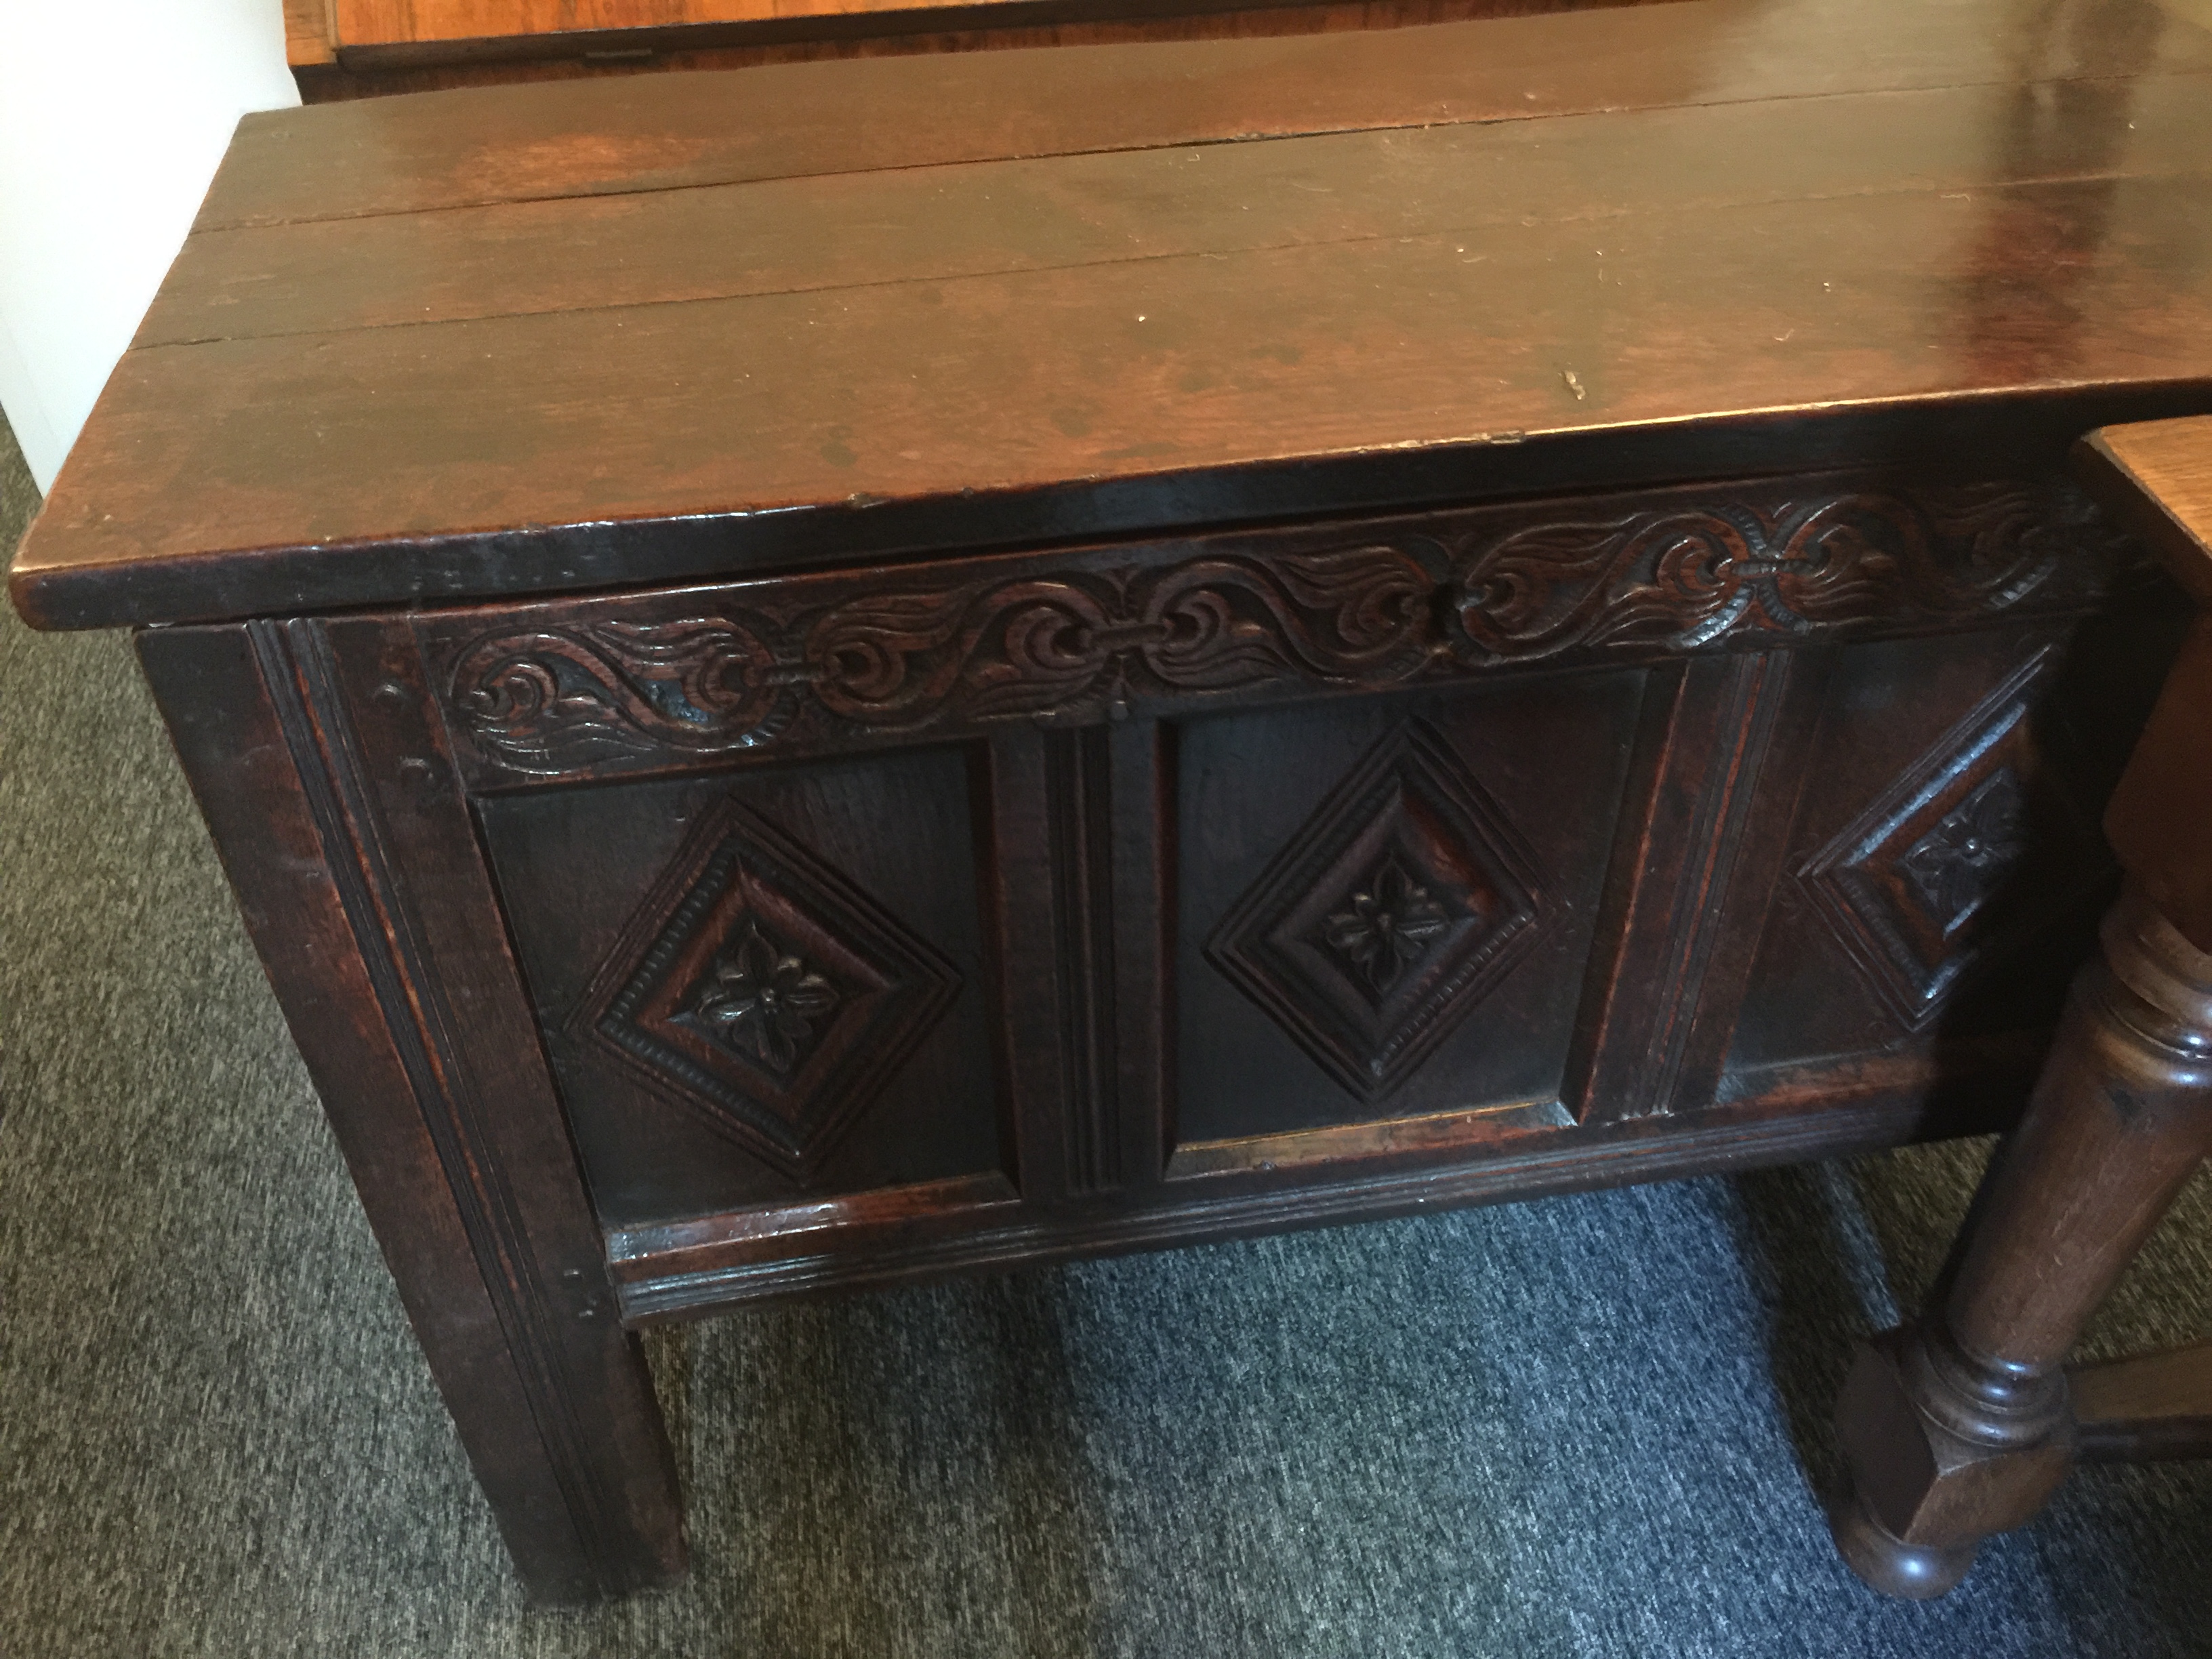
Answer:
434 475 2143 778
446 548 1433 774
1454 483 2130 663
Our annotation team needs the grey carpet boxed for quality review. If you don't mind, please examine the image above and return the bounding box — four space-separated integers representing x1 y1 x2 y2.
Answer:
3 403 2211 1656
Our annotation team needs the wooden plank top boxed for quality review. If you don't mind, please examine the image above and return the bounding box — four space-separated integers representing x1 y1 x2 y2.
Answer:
15 0 2212 629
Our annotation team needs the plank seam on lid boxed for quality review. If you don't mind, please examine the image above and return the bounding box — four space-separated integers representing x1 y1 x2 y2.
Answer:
181 62 2212 242
129 142 2212 356
123 184 2212 357
188 1 2212 230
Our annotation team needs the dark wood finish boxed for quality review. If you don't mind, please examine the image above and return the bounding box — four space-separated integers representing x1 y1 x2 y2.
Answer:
15 0 2212 630
411 472 2150 785
135 623 685 1604
1564 651 1827 1125
605 1094 2024 1317
2072 1340 2212 1461
1830 886 2212 1597
147 78 2212 351
477 744 1002 1216
2100 617 2212 950
11 0 2212 1602
249 0 2212 220
1830 414 2212 1599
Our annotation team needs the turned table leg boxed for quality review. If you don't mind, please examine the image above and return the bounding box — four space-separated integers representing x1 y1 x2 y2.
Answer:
1828 422 2212 1597
1831 888 2212 1595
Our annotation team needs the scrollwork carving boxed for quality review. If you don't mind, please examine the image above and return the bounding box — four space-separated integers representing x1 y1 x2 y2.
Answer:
447 546 1434 771
1454 483 2127 663
451 618 798 770
438 477 2142 775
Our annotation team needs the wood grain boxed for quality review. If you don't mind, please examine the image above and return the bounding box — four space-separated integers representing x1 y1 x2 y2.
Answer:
338 0 720 43
1564 651 1829 1124
326 0 1631 50
282 0 1762 102
139 75 2212 349
230 0 2212 228
287 0 337 64
2085 420 2212 948
138 620 687 1601
1829 407 2212 1593
605 1078 2024 1320
17 0 2212 631
20 172 2212 630
22 0 2204 1603
2072 1340 2212 1460
2102 614 2212 950
1833 887 2212 1597
332 0 1399 51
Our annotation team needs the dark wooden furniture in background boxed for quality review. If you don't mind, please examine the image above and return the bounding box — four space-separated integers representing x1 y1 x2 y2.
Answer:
281 0 1670 102
12 0 2212 1604
1833 415 2212 1597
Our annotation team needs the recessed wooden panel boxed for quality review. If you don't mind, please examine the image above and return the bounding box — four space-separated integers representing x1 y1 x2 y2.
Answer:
1174 674 1641 1141
476 743 1000 1225
1721 604 2184 1089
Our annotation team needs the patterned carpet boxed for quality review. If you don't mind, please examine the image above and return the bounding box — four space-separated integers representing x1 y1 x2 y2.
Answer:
3 406 2211 1656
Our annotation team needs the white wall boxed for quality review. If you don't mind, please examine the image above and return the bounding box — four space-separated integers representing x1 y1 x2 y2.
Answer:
0 0 299 492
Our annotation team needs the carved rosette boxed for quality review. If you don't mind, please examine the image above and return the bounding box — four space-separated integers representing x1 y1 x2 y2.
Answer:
575 802 961 1174
1206 720 1546 1101
1797 648 2107 1029
1323 856 1454 996
682 922 840 1076
1893 771 2030 939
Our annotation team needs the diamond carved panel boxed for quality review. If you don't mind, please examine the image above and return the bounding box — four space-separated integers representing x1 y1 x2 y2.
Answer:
1797 648 2104 1031
573 800 961 1175
1206 720 1547 1101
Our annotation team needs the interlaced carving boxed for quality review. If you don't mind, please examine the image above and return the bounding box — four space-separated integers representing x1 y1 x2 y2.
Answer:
438 477 2142 776
448 548 1431 773
1454 483 2125 663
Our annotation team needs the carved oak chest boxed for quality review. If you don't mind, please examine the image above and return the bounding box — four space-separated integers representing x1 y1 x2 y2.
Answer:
11 0 2212 1602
